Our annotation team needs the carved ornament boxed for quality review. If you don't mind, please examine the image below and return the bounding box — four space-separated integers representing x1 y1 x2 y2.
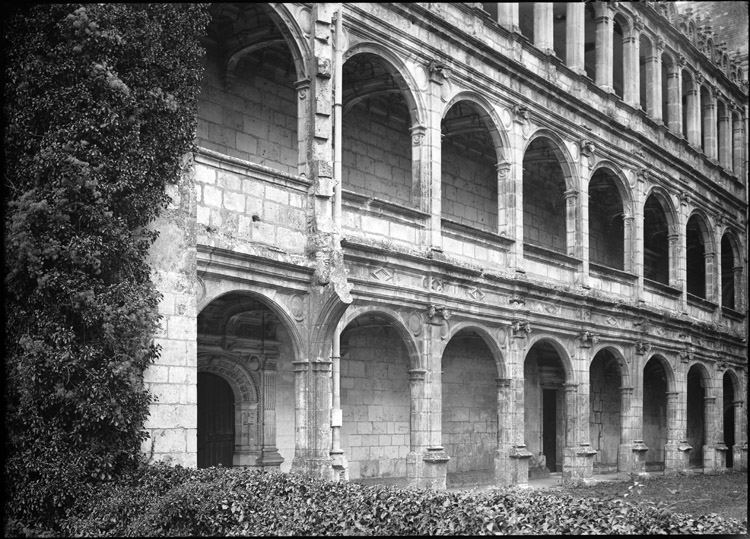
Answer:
427 304 451 323
578 331 600 348
635 341 651 355
511 319 531 338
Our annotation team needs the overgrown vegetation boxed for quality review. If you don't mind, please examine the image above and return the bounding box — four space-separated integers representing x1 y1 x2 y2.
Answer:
3 3 209 534
45 466 748 536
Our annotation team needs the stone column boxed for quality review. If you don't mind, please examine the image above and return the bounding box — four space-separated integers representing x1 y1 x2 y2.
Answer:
494 378 515 486
562 382 595 485
566 2 585 74
732 266 745 312
669 232 682 297
703 395 725 472
718 105 731 168
496 159 515 242
633 170 647 302
732 400 747 470
497 3 519 32
534 3 554 53
330 326 348 480
667 64 682 134
647 40 661 118
508 327 533 486
291 360 309 473
705 251 717 305
411 124 429 217
731 112 744 175
407 306 450 488
623 213 635 274
509 111 528 275
664 391 691 474
594 3 614 92
426 62 449 252
578 140 594 286
703 89 718 159
685 77 700 146
623 28 639 106
257 356 284 469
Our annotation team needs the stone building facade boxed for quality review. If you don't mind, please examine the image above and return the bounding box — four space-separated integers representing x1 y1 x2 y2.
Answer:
143 2 749 488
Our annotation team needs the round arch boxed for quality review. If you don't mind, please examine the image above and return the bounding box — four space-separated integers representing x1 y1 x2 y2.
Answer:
643 185 679 232
342 42 425 128
686 209 716 253
444 321 507 379
198 351 259 404
440 91 511 158
589 343 631 388
525 333 576 383
523 129 580 192
644 353 677 392
589 161 634 215
337 303 421 370
198 281 306 364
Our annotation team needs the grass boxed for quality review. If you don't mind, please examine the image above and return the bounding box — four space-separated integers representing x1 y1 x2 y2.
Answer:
566 470 748 524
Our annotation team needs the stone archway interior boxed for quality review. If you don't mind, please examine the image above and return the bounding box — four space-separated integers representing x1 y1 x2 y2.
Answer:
643 358 668 470
524 341 566 477
442 329 498 488
198 372 235 468
589 349 622 473
687 365 706 467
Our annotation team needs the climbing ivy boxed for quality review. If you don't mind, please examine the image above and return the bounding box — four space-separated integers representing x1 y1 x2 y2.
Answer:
3 3 209 532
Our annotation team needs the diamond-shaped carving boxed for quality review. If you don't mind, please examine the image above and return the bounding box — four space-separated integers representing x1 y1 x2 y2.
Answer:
370 267 393 282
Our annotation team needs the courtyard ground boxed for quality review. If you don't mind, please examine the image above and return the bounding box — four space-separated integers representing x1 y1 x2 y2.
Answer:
564 470 748 523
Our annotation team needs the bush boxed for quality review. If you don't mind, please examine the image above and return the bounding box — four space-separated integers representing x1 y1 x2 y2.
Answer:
3 3 209 533
60 466 748 537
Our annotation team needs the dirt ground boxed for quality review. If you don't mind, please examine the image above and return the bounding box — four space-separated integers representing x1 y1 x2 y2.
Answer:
565 470 748 524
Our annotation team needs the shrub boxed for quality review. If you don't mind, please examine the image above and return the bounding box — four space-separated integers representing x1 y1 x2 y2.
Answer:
62 466 748 537
3 4 209 533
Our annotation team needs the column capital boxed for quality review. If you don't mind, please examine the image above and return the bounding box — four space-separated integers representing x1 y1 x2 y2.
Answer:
408 369 427 382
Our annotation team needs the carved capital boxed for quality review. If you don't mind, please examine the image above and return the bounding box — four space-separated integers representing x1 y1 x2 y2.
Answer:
428 60 451 83
512 104 529 123
578 331 600 348
410 124 426 146
580 139 596 158
511 319 531 338
496 159 512 180
635 341 651 355
427 304 451 323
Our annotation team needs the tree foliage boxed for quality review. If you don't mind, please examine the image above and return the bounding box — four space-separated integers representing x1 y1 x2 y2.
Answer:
3 3 209 531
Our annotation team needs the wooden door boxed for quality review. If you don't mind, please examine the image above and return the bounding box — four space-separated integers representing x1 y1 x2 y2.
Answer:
197 372 235 468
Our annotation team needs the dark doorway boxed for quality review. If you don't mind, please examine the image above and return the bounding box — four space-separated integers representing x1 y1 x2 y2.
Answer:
543 389 558 472
198 372 235 468
724 373 735 468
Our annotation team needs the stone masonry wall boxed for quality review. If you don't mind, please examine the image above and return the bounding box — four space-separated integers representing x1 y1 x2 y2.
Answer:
441 139 498 233
197 48 298 176
589 358 622 472
442 336 498 480
342 109 412 206
340 326 410 480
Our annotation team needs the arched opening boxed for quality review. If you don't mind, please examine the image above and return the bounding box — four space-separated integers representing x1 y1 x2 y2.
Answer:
584 3 597 80
732 111 743 175
687 364 708 468
643 194 671 285
342 53 412 206
197 291 295 471
552 3 567 60
200 4 299 175
198 372 235 468
639 34 652 112
721 232 737 310
519 3 534 42
686 214 708 299
612 15 626 99
661 53 673 127
525 340 567 478
442 328 498 488
723 371 736 468
682 70 694 141
523 137 569 255
718 100 729 168
340 313 410 484
589 349 622 474
700 85 711 154
589 168 625 270
441 101 498 233
643 356 669 471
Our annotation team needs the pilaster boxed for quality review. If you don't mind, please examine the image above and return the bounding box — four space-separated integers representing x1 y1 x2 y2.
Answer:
566 3 585 75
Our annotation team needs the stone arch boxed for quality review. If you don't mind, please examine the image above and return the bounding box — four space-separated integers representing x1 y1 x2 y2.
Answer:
639 32 655 113
588 345 628 474
342 42 425 127
588 162 634 271
642 353 674 469
525 333 576 382
645 352 677 392
722 368 741 468
686 209 715 300
198 352 259 405
721 227 743 311
199 282 306 363
441 91 511 157
444 321 507 379
523 130 579 191
642 186 679 286
256 3 311 81
337 304 420 370
706 37 715 62
441 93 509 234
590 343 631 388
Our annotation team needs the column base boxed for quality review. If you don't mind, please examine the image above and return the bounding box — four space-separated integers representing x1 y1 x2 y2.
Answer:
704 443 728 473
620 440 649 476
407 447 450 489
291 454 334 480
330 449 349 482
734 443 748 471
664 441 692 475
562 445 598 486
